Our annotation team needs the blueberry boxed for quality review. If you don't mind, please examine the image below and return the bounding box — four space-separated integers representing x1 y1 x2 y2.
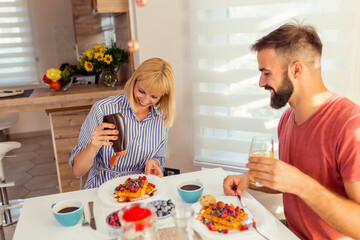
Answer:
211 206 216 210
115 186 119 191
228 218 232 222
150 192 154 196
209 211 214 216
218 229 223 233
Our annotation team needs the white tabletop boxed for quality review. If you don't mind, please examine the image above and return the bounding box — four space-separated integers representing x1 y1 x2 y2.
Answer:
13 168 298 240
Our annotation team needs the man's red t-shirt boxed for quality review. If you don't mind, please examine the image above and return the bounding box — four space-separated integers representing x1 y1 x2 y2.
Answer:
278 94 360 240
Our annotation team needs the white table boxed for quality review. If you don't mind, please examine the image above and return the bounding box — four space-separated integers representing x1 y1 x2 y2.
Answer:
13 168 298 240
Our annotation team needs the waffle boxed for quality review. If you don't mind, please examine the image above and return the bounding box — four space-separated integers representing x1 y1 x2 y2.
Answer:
114 176 155 200
199 199 249 232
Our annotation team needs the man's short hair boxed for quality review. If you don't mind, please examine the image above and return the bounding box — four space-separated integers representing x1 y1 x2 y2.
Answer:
250 22 323 69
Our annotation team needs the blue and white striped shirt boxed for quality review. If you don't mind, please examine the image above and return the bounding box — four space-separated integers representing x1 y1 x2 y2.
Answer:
69 94 168 189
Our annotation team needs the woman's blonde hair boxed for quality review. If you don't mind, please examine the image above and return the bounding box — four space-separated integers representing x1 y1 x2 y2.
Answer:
124 58 175 128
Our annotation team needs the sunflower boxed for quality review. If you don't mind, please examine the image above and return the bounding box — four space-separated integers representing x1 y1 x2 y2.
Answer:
99 45 107 53
92 44 101 52
95 52 104 61
104 54 113 64
84 61 93 72
85 49 94 59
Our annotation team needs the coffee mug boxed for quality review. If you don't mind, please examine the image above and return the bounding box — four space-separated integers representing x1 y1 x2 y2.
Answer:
51 199 84 226
177 179 204 203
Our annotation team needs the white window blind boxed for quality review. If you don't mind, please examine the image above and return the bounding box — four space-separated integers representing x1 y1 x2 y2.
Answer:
0 0 39 89
191 0 360 171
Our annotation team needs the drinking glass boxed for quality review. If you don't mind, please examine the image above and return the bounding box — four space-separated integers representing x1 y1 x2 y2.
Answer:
173 206 197 240
249 136 274 187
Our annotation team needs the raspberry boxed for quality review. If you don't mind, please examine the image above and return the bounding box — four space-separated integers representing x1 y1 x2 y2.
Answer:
223 229 228 234
241 225 249 231
125 197 130 202
207 222 215 231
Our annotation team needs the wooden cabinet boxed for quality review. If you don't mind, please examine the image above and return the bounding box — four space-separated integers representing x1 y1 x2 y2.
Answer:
71 0 134 82
48 107 90 192
91 0 129 14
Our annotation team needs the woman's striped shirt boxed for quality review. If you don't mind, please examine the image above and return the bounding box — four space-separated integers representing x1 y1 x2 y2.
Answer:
69 94 168 189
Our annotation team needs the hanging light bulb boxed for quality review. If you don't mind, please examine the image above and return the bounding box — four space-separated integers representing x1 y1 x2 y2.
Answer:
136 0 148 7
127 40 140 52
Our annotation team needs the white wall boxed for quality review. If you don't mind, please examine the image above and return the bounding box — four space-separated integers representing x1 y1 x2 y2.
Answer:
9 0 77 134
131 0 197 173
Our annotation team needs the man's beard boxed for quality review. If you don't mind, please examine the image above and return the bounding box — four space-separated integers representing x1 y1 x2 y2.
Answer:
266 70 294 109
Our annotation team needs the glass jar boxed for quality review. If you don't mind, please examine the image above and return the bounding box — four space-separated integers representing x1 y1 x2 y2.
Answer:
119 202 159 240
100 68 118 87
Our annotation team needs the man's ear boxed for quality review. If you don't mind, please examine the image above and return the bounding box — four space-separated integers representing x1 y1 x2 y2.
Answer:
290 61 303 79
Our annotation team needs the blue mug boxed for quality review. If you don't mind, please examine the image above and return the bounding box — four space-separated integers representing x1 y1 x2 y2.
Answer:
51 199 84 227
177 179 204 203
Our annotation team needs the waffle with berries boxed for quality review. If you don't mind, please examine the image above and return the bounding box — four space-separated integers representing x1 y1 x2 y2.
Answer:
114 176 155 200
199 198 249 233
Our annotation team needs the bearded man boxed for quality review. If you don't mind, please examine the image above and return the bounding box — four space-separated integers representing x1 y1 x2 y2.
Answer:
223 22 360 239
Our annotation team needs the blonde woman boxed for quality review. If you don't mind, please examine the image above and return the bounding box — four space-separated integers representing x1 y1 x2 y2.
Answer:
69 58 175 188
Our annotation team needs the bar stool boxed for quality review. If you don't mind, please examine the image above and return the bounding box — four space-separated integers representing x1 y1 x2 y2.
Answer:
0 142 21 226
0 113 22 236
0 113 19 141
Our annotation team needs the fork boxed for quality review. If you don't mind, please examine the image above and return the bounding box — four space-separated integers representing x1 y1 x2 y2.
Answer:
236 194 269 240
82 211 89 226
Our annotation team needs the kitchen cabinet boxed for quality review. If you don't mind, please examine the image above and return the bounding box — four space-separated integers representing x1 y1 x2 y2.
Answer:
72 0 134 79
91 0 129 14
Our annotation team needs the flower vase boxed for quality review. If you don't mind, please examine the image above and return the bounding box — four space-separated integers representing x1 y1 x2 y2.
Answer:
100 68 118 87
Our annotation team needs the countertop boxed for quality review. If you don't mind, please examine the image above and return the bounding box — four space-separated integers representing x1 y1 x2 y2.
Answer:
0 84 125 113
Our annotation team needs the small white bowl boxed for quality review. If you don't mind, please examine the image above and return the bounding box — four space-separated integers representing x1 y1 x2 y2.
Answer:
105 210 122 238
150 199 175 225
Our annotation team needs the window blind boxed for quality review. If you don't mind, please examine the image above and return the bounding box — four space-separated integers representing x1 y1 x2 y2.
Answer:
0 0 39 89
190 0 359 171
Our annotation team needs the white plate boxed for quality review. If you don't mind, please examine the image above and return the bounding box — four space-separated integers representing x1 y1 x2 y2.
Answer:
191 195 273 240
98 174 166 207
